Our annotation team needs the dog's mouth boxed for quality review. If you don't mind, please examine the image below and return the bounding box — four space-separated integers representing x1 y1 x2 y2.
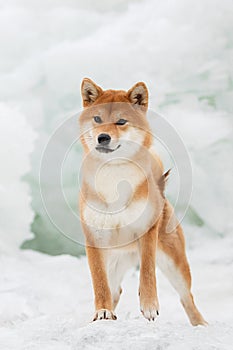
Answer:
95 145 121 153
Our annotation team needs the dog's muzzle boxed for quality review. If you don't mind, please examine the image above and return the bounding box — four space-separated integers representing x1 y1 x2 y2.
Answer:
95 144 121 153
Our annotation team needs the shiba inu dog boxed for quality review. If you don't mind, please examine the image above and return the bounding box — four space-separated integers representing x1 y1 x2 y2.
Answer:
79 78 207 326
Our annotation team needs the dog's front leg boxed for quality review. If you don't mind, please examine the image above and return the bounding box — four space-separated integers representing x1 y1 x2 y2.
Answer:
139 224 159 321
86 245 117 321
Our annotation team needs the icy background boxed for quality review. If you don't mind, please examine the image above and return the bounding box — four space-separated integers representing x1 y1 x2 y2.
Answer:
0 0 232 254
0 0 233 348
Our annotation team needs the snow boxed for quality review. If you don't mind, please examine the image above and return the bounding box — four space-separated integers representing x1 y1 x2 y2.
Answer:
0 237 233 349
0 103 36 253
0 0 233 348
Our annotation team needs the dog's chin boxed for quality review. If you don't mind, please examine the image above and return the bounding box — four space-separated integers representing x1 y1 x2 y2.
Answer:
95 145 121 154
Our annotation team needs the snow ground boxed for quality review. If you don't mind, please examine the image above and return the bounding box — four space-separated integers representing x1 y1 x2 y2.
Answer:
0 234 232 350
0 1 233 348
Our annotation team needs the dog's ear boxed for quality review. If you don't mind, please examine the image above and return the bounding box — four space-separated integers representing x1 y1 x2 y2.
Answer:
81 78 103 107
127 82 149 109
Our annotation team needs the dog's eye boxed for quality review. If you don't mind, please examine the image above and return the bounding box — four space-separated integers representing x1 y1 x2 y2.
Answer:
116 119 127 125
93 116 102 123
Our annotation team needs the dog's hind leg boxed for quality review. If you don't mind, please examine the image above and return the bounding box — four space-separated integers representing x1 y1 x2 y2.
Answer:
107 250 138 311
112 286 123 310
157 224 207 326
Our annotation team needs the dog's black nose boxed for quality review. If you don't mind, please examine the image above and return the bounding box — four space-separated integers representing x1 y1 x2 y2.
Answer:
98 133 111 145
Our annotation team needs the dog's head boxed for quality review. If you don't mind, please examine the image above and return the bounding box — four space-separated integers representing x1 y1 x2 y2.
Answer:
79 78 152 159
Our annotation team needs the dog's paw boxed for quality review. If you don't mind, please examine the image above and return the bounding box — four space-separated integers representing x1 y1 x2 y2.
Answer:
93 309 117 321
190 316 208 327
140 299 159 321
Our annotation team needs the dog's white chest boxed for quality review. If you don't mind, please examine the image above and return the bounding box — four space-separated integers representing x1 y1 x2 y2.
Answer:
83 162 155 246
94 162 145 204
83 197 154 247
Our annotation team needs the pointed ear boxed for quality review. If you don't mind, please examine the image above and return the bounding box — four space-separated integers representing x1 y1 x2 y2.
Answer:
81 78 103 107
127 82 149 109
